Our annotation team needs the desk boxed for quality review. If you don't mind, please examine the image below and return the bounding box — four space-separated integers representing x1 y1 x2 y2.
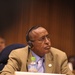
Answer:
15 72 66 75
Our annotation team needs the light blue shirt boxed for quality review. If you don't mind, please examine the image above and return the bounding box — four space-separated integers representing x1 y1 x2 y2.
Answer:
31 50 45 72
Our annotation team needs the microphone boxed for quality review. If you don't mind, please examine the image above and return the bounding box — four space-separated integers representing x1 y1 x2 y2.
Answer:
28 45 31 49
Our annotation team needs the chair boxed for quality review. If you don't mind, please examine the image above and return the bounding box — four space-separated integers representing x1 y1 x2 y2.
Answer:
68 56 75 70
0 43 25 70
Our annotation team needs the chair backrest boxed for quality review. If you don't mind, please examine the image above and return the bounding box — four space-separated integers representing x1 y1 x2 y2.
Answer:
0 43 25 70
68 56 75 70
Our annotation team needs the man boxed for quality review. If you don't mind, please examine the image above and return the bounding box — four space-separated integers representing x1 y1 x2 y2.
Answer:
0 36 5 53
0 26 74 75
0 36 6 70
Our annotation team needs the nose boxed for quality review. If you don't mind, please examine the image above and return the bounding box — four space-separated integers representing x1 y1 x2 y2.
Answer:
44 37 51 45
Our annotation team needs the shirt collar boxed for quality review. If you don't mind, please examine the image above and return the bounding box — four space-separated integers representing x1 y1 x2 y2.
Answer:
31 50 44 62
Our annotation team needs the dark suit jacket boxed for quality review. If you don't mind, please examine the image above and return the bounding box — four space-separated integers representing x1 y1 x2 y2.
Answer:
1 46 74 75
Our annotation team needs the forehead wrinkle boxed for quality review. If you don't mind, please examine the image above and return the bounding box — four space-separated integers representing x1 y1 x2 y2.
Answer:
29 30 38 40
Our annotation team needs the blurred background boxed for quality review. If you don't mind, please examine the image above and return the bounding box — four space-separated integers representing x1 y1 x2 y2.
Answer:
0 0 75 57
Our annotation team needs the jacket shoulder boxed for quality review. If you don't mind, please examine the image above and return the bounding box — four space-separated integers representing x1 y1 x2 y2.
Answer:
9 46 28 58
50 47 66 57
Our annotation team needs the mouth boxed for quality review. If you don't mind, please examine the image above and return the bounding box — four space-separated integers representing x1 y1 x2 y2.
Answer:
44 46 50 50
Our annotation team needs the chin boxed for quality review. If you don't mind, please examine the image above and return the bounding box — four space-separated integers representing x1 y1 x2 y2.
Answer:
45 50 50 53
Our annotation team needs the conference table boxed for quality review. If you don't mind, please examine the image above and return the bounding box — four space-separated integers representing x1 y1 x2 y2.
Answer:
15 71 66 75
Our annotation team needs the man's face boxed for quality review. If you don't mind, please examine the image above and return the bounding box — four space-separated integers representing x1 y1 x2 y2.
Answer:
0 37 5 53
30 27 51 57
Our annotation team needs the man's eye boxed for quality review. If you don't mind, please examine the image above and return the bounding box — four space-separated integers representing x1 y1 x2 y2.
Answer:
39 37 45 41
41 37 45 40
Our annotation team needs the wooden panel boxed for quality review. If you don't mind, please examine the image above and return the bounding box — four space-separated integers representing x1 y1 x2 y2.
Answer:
0 0 75 57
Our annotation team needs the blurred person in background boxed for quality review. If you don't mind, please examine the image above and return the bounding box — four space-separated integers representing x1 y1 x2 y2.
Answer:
0 36 6 54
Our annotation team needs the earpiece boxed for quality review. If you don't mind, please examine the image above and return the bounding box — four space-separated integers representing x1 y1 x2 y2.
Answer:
28 41 33 49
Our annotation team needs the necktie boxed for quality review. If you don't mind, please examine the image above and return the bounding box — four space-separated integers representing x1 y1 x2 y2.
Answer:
37 59 44 73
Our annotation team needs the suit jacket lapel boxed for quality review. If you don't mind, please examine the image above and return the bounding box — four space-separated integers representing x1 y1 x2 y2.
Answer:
45 52 54 73
26 51 33 71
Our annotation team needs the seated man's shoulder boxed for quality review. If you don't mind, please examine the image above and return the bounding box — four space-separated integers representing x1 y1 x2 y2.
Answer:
9 46 28 55
50 47 66 56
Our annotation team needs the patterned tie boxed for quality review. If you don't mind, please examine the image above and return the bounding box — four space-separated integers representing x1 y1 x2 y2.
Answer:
37 59 44 73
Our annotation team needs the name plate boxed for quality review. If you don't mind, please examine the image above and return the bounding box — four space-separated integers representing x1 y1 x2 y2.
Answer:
15 71 66 75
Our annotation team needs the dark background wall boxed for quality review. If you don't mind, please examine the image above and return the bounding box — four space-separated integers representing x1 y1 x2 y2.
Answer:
0 0 75 57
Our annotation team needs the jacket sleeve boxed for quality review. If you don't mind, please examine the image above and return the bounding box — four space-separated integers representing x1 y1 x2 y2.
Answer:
61 53 74 75
0 50 21 75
